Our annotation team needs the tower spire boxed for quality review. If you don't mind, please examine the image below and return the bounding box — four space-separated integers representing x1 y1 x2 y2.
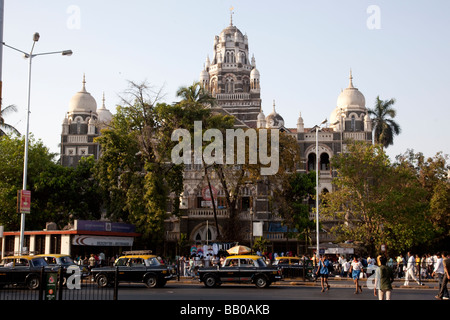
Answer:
81 73 87 92
230 6 234 26
349 68 354 88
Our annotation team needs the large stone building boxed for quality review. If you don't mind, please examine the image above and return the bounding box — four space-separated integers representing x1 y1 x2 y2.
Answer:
164 20 372 255
60 75 112 167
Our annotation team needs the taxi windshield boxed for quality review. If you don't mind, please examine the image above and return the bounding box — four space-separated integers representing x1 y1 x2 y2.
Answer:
60 256 75 264
31 258 48 267
145 257 161 266
255 258 267 267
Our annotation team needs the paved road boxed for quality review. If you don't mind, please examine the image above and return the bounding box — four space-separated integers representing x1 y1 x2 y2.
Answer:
116 279 439 301
109 279 441 318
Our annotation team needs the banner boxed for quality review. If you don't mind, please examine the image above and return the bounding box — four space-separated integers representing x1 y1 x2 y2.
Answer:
17 190 31 214
72 235 133 246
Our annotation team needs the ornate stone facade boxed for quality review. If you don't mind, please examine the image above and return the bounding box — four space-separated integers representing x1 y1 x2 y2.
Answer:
60 75 112 167
164 21 373 255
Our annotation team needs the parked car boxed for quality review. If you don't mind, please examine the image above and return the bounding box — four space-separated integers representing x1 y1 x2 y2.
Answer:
198 255 283 288
91 251 176 288
272 256 316 280
0 255 54 289
36 254 89 284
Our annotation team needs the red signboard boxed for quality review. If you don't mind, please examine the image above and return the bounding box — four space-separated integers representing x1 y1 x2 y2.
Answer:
18 190 31 214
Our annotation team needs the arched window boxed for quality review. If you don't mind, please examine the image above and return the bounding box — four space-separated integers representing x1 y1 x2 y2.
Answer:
351 115 356 131
307 153 316 171
243 78 250 92
225 78 234 93
76 118 81 134
320 153 330 171
193 225 217 242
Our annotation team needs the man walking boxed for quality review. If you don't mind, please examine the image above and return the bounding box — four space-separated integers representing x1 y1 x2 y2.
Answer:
435 251 449 300
403 251 424 286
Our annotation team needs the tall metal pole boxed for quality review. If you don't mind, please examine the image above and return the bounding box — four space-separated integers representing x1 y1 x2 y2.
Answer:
2 33 72 255
19 40 36 255
315 126 319 260
315 119 327 260
0 0 4 118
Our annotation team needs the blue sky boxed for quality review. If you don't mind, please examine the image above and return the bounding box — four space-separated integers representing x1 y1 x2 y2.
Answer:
2 0 449 161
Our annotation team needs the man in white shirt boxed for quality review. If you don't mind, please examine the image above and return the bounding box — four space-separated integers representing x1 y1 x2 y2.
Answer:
432 252 445 296
404 251 424 286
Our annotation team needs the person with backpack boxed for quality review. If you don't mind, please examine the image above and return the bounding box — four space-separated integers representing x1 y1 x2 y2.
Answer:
316 255 331 292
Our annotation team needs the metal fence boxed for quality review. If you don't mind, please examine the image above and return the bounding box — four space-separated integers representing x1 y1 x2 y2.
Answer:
0 267 118 301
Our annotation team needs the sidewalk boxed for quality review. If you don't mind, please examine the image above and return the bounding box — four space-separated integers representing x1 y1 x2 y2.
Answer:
175 276 439 290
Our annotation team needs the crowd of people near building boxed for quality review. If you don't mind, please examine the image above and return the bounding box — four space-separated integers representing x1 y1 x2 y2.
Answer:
175 249 449 300
69 248 449 300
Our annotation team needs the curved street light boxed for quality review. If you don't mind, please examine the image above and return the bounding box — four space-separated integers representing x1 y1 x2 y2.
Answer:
3 32 73 255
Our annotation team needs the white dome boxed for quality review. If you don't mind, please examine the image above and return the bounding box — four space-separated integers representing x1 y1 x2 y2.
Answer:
336 72 366 109
337 87 366 109
265 101 284 128
199 69 210 81
330 72 366 126
257 110 265 120
68 77 97 114
250 67 260 79
97 94 113 124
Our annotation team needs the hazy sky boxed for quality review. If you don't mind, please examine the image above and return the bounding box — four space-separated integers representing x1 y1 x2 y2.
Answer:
2 0 449 162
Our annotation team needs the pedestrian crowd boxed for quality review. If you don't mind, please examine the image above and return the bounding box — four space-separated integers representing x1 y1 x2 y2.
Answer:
74 252 116 270
321 250 449 300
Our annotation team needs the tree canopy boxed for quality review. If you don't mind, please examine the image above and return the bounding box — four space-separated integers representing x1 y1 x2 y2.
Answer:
320 141 444 256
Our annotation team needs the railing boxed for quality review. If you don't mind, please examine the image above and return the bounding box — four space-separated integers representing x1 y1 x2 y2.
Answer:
0 267 117 301
215 93 251 100
187 208 229 218
343 132 367 140
67 135 88 143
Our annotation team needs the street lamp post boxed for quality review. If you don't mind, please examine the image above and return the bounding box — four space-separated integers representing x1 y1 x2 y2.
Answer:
3 33 72 255
315 119 327 260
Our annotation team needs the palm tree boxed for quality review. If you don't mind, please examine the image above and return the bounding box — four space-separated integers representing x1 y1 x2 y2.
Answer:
368 96 400 149
0 104 21 136
176 81 216 107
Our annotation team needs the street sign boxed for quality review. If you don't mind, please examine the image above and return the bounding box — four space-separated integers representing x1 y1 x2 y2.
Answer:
17 190 31 214
45 272 58 300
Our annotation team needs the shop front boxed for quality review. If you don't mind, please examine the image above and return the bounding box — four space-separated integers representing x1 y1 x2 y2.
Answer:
1 220 140 263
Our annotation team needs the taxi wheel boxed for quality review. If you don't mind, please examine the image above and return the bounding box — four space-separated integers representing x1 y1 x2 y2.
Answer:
145 275 158 288
254 275 269 288
26 275 40 290
96 274 109 288
204 274 218 288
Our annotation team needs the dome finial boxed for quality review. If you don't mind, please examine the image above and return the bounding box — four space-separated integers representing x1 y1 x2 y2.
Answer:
102 92 106 108
349 68 354 88
273 100 276 113
82 73 87 92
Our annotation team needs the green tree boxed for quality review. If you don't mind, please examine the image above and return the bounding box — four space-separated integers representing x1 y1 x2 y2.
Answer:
368 96 400 148
277 171 316 247
0 104 20 136
95 81 221 246
396 150 450 246
0 135 100 231
321 141 434 255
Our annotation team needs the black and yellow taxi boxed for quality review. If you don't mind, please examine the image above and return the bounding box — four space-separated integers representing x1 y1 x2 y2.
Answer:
91 251 175 288
272 256 315 280
198 255 282 288
272 256 303 266
36 254 89 283
0 255 53 289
